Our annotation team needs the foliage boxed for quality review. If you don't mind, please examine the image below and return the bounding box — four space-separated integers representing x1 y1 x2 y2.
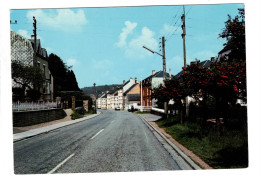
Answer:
153 77 185 109
152 8 246 120
219 8 245 62
12 60 45 101
48 53 80 97
12 60 45 91
12 87 25 101
71 110 83 120
26 89 42 101
81 84 121 96
156 114 248 168
181 61 246 105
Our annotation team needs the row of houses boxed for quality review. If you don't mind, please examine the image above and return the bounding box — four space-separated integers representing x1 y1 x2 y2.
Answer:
97 78 140 110
96 69 173 110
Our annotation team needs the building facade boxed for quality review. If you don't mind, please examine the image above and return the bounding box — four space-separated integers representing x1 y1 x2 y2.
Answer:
11 31 54 101
141 70 173 108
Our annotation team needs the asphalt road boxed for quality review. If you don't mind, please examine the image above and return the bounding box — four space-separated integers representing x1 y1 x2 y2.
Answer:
14 110 183 174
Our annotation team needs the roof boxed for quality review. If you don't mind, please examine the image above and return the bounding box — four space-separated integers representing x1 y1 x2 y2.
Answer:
143 70 173 83
123 83 139 96
199 60 211 68
29 39 48 59
175 59 213 78
153 71 174 78
123 80 130 86
127 94 140 101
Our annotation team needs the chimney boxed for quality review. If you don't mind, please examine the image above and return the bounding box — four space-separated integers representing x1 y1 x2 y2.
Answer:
152 70 156 75
211 57 215 62
123 80 125 84
135 77 137 83
169 68 172 78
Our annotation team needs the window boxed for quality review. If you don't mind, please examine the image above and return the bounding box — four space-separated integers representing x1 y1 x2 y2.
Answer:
37 61 40 68
43 64 46 76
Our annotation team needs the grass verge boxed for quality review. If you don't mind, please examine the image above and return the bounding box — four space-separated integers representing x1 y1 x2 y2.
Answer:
156 115 248 169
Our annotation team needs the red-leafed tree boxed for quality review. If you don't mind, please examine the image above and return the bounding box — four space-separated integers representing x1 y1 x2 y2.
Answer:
152 8 246 124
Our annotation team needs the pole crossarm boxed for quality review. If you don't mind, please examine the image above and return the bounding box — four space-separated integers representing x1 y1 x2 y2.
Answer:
143 46 163 57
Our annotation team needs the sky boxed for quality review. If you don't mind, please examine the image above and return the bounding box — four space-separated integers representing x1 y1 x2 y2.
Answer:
10 3 244 88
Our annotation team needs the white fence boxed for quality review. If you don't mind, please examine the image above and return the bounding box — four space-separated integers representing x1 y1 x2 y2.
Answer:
135 106 152 111
12 101 58 111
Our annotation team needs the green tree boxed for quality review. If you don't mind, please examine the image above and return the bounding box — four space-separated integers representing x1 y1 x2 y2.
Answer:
219 8 245 62
48 53 80 97
12 60 45 101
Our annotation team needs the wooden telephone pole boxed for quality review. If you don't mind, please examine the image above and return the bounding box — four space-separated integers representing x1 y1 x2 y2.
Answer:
33 16 37 68
162 36 166 80
181 6 187 123
143 36 168 117
181 6 186 68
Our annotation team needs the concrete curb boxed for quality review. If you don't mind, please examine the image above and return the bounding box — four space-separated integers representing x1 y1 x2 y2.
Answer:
138 114 201 170
13 111 102 142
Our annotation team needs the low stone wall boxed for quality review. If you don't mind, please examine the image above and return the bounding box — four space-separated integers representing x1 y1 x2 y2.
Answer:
13 108 67 127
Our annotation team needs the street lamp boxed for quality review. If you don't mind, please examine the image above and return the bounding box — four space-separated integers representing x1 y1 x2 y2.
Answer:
93 83 97 114
143 37 168 117
140 76 143 112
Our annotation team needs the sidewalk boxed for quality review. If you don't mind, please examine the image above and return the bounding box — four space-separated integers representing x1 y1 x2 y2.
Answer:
139 113 213 170
13 110 101 142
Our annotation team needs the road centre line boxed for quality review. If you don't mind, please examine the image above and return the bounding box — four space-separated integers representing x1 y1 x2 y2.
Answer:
47 153 75 174
91 129 104 140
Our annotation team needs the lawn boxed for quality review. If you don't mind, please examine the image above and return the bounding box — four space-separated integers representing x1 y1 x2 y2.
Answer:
156 115 248 169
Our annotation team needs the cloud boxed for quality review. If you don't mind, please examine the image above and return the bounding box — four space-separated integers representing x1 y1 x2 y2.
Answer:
127 27 158 58
66 58 78 67
160 24 180 36
17 29 43 41
167 55 184 75
192 50 216 60
26 9 87 32
91 59 113 70
17 29 31 39
115 21 137 48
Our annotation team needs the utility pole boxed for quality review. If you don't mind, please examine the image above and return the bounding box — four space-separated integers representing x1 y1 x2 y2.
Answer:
162 36 168 118
181 6 187 123
140 76 143 112
32 16 37 90
33 16 37 68
143 36 168 117
162 36 166 80
93 83 97 114
181 6 187 68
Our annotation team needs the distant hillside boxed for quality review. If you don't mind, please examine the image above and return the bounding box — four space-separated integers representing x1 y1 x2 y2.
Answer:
81 84 122 97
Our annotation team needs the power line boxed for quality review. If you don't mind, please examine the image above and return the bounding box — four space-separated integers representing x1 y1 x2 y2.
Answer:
186 6 193 16
163 6 183 38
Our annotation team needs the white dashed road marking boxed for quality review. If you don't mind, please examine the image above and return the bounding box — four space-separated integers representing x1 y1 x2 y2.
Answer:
91 129 104 140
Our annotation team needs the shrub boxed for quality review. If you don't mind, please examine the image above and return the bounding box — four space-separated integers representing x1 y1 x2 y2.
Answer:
12 87 25 101
26 89 41 101
71 111 83 120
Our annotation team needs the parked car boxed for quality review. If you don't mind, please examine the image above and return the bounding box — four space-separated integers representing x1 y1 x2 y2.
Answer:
115 107 120 110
